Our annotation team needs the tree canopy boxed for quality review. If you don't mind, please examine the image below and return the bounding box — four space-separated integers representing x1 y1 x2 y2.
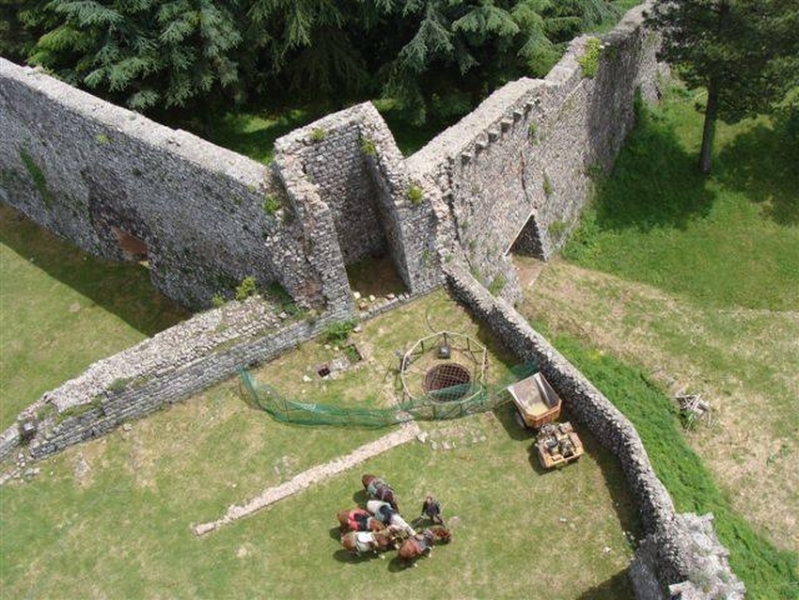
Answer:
646 0 799 173
5 0 626 127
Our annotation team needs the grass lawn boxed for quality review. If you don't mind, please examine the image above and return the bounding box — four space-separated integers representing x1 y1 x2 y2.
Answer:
1 291 639 599
0 203 189 428
564 87 799 311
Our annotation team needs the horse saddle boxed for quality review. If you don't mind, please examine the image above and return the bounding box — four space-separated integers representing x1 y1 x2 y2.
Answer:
366 478 386 497
354 531 375 553
347 510 369 531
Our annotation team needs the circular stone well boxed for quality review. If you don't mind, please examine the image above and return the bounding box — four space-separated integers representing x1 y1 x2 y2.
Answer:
423 363 472 401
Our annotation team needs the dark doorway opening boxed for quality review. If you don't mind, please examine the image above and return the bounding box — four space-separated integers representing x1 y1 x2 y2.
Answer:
110 226 149 264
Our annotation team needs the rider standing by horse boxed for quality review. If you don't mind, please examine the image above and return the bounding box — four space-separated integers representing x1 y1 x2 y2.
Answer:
419 495 444 525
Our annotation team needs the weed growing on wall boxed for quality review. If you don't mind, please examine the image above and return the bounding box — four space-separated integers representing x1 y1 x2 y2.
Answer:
235 276 258 301
323 320 355 345
263 194 281 215
211 293 226 308
407 184 424 205
578 37 603 79
528 122 539 143
488 274 506 296
543 173 554 196
548 220 567 243
310 127 327 143
360 136 377 156
19 148 52 208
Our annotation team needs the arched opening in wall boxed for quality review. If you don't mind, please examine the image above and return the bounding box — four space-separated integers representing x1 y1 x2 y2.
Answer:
110 226 149 266
508 213 546 290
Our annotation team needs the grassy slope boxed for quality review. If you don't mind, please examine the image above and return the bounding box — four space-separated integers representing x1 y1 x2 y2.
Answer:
539 329 798 600
0 204 189 426
528 86 799 598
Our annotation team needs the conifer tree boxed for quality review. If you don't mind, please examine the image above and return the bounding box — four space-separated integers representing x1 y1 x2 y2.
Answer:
22 0 242 112
647 0 796 173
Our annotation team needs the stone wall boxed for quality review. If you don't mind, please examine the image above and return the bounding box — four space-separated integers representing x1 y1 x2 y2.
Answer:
0 60 289 309
444 262 744 600
407 4 667 305
2 289 413 461
272 102 441 298
0 61 437 313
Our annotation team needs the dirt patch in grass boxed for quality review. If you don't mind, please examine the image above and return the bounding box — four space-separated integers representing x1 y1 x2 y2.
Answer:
518 257 799 552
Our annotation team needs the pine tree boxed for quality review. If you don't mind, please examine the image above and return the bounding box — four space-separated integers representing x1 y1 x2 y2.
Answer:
646 0 795 173
23 0 242 113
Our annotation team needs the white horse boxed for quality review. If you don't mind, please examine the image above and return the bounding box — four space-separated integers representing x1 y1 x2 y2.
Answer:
367 499 416 538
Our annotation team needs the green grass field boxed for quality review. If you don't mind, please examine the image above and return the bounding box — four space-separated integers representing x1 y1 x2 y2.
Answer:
1 292 639 599
565 87 799 311
0 204 189 427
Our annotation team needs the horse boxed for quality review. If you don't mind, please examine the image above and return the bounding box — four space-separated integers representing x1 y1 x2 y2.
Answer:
366 499 415 538
397 526 452 568
362 474 399 512
336 508 386 533
340 530 397 557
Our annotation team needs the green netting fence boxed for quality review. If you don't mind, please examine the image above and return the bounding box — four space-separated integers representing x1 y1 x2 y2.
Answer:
237 363 537 428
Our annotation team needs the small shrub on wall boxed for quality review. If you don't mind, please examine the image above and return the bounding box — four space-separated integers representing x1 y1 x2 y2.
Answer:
360 136 377 156
310 128 327 143
578 37 603 79
407 184 424 205
235 276 258 301
323 320 355 344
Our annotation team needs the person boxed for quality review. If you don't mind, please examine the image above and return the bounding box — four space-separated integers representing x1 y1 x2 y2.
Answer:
420 495 444 525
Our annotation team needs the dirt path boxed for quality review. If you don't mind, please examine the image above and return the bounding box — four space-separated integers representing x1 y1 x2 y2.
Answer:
193 421 421 535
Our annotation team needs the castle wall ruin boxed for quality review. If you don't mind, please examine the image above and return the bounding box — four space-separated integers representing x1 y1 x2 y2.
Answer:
0 3 741 598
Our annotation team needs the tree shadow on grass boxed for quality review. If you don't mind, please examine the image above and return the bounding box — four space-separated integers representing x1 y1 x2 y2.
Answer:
588 104 717 234
0 203 189 336
200 108 325 165
716 121 799 226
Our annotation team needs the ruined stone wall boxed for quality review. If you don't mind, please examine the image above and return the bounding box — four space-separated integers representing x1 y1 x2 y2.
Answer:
273 103 441 296
445 263 744 600
407 4 666 305
0 59 295 309
0 61 438 313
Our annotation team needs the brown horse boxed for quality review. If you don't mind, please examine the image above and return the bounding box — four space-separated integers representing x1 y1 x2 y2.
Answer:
397 526 452 568
336 508 386 533
362 474 399 512
340 530 397 556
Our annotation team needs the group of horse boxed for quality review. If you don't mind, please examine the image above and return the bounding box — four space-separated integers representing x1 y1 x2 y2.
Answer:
336 474 452 567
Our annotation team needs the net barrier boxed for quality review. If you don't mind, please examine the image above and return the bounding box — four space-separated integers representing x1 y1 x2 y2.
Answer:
237 362 537 428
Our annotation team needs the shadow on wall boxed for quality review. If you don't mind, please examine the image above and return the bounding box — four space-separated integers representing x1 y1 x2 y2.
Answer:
0 203 189 336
